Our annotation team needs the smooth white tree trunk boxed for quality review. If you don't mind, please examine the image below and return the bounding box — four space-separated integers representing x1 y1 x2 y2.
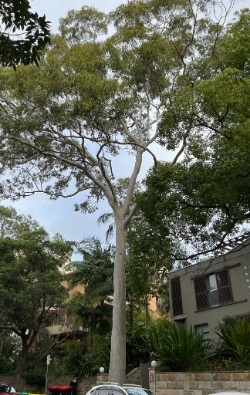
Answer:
108 209 127 384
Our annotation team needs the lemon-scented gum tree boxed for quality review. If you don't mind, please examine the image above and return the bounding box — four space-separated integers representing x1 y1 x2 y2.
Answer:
0 0 238 383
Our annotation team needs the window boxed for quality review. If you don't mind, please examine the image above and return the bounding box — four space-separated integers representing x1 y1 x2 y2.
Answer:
92 389 124 395
126 390 156 395
171 277 183 316
207 274 219 306
195 323 210 339
194 269 233 311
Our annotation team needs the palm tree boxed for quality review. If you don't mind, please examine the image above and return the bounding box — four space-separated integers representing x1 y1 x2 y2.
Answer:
66 238 114 347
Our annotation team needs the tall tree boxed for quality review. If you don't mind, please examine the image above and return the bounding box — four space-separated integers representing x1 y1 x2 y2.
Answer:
137 8 250 262
0 0 50 67
0 206 71 386
0 0 239 383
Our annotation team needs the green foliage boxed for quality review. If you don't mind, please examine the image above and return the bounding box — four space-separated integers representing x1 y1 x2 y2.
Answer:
66 238 113 345
148 317 172 360
137 8 250 262
126 321 153 371
59 6 108 44
0 0 50 67
0 332 19 373
23 369 46 386
216 317 250 365
0 205 71 378
163 325 215 371
68 238 114 304
52 336 111 377
149 320 215 371
126 219 173 314
74 337 110 377
0 0 248 383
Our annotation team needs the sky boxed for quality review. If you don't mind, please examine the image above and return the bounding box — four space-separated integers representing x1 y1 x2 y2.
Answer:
3 0 249 250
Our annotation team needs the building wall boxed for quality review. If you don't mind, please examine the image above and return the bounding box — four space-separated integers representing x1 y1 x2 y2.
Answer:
168 240 250 338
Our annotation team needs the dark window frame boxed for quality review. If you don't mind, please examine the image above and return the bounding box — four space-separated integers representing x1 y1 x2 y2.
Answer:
194 268 233 311
171 276 183 316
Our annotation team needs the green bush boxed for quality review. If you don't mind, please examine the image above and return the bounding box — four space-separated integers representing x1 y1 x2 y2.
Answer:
23 370 46 386
126 321 152 371
150 321 215 371
51 335 111 377
148 317 172 360
0 356 16 374
216 317 250 366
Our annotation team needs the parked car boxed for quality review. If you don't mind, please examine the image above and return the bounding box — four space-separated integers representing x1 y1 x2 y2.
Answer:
0 384 18 395
86 383 156 395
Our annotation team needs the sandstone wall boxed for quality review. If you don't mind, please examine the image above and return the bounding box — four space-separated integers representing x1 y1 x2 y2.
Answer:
149 369 250 395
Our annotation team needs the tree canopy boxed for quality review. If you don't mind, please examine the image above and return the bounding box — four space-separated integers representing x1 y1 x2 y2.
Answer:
0 206 71 385
137 8 250 261
0 0 50 67
0 0 246 383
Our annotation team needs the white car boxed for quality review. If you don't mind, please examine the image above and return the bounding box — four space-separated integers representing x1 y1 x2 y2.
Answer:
86 383 156 395
0 384 17 395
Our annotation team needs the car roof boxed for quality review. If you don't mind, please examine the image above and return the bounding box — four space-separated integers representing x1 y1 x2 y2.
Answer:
89 381 151 395
90 384 143 387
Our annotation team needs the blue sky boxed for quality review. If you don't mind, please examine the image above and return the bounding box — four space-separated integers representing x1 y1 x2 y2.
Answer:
31 0 124 29
4 0 249 248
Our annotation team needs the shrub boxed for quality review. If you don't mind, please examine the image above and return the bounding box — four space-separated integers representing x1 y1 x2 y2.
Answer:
23 370 46 386
126 321 152 371
150 321 215 371
54 335 111 377
216 317 250 366
148 316 172 360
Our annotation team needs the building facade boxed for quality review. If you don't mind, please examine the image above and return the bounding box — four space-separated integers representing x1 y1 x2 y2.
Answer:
168 238 250 338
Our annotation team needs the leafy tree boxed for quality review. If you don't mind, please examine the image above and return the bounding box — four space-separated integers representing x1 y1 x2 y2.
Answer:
0 0 240 383
0 0 50 67
67 238 114 347
0 331 20 373
0 206 71 385
137 8 250 262
126 219 174 318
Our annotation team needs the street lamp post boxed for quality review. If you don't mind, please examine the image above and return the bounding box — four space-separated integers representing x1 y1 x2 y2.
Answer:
45 355 51 394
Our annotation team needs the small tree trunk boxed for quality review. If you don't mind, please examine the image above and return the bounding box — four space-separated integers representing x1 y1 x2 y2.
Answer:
108 211 127 384
14 338 29 389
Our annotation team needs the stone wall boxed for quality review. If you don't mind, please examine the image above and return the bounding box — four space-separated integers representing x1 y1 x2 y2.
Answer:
149 369 250 395
0 374 96 395
0 368 141 395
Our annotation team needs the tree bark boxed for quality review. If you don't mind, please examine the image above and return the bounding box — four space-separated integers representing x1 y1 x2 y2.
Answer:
14 338 29 389
108 209 127 384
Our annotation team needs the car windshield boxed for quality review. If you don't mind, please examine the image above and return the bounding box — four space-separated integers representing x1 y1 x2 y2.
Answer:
126 389 156 395
0 385 15 393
